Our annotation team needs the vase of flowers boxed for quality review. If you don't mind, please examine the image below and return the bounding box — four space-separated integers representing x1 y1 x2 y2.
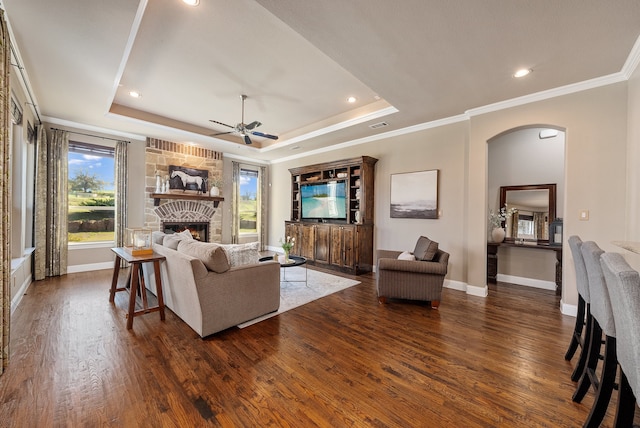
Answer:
488 206 517 243
280 236 295 263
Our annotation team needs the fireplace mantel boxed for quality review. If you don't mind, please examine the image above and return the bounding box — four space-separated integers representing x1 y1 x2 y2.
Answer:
151 193 224 207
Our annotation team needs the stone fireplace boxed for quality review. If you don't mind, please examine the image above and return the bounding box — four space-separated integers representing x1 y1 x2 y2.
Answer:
144 138 223 242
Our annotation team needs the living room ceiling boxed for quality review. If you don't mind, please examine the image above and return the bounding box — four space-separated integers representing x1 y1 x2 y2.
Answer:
3 0 640 162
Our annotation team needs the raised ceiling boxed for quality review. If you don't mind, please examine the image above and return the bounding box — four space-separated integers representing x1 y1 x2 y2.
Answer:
3 0 640 162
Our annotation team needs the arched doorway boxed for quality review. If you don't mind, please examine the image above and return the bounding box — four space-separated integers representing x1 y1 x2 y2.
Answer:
487 125 566 296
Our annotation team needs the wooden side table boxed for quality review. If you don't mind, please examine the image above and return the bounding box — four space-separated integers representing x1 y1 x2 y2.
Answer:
109 247 166 329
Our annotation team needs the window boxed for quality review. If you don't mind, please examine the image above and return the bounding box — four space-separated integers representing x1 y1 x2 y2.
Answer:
239 168 258 234
68 142 115 243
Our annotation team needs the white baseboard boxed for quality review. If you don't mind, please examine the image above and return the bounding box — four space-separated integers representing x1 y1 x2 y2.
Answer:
444 279 465 292
11 273 32 314
67 261 114 273
466 283 489 297
496 274 557 291
561 299 578 317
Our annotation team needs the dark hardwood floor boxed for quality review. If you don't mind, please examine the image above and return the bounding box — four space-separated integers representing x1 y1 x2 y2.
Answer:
1 267 638 427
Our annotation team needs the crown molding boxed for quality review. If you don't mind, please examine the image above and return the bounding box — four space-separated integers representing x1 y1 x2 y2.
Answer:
621 34 640 80
42 115 146 141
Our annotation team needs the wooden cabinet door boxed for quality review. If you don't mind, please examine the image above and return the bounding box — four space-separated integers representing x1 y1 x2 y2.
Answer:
314 225 331 264
285 222 301 256
330 225 356 269
300 224 315 259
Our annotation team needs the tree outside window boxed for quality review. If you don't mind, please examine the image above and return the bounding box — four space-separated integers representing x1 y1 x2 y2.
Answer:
68 142 115 243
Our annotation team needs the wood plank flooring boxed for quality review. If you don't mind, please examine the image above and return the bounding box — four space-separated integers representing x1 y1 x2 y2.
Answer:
1 267 638 427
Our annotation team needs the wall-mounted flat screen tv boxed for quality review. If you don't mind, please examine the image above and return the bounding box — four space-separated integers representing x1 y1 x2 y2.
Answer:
301 180 347 221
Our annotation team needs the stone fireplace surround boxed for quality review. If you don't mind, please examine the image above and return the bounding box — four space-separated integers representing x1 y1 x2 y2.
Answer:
144 138 223 242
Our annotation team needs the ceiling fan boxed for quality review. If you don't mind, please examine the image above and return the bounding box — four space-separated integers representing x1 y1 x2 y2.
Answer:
209 94 279 145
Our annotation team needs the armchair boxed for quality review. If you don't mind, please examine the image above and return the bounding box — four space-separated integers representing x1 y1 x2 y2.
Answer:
376 248 449 309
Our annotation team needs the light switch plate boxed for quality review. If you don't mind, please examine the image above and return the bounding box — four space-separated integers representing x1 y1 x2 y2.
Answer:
579 210 589 221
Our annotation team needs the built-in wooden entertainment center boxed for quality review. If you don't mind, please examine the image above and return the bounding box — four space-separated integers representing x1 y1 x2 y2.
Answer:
285 156 377 275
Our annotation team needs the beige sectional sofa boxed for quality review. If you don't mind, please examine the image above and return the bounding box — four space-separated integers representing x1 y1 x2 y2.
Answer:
144 232 280 337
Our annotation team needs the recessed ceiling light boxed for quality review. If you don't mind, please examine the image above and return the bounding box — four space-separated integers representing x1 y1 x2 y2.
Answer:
182 0 199 6
347 96 357 103
129 91 141 98
513 68 532 78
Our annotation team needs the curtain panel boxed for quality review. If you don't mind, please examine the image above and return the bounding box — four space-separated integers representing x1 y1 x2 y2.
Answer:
34 129 69 279
114 141 128 247
231 161 240 244
0 9 11 374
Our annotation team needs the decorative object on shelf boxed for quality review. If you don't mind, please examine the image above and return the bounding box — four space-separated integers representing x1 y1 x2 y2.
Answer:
155 170 162 193
169 165 209 193
208 176 224 197
488 205 517 243
124 227 154 256
280 236 295 263
306 176 320 182
549 218 563 246
336 172 348 178
491 227 506 243
354 211 361 224
391 169 439 219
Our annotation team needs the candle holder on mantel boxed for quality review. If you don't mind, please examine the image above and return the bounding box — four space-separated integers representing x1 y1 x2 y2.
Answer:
124 228 154 256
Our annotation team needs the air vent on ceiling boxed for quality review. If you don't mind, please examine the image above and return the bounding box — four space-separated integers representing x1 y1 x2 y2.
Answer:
369 121 388 129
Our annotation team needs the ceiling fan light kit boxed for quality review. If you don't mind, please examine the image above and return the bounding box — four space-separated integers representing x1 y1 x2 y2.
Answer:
209 95 279 145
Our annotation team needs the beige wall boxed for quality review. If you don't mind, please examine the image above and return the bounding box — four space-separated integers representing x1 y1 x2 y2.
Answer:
270 82 630 309
624 61 640 271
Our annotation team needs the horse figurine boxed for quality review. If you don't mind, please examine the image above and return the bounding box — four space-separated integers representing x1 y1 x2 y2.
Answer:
171 170 204 192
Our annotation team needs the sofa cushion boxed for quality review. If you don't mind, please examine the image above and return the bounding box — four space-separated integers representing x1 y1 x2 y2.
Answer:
177 240 230 273
413 236 439 261
397 251 416 261
220 242 260 267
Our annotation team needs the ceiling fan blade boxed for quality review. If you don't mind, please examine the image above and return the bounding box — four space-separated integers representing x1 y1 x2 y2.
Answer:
251 131 279 140
209 131 233 137
209 120 235 129
245 120 261 130
243 134 253 145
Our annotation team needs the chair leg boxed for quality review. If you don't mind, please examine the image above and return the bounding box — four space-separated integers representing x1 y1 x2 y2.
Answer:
614 369 637 428
582 336 617 428
565 295 586 360
378 296 387 304
573 317 603 402
571 304 593 382
430 300 440 309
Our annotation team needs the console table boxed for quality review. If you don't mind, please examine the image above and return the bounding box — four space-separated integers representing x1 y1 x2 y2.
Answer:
487 242 563 295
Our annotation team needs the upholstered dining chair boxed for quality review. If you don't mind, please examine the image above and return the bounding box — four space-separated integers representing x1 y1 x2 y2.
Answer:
573 241 618 428
566 236 592 382
376 236 449 309
600 252 640 427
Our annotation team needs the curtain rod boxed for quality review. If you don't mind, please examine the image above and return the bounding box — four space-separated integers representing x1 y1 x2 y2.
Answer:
9 41 42 125
50 127 130 143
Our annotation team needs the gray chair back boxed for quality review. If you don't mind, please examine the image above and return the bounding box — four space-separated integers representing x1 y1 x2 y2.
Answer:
600 252 640 402
568 236 589 302
581 241 615 337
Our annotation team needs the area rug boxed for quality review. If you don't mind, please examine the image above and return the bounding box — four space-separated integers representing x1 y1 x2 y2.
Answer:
237 266 360 328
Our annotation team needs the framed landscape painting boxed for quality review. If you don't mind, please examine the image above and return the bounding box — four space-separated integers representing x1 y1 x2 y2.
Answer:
390 169 439 219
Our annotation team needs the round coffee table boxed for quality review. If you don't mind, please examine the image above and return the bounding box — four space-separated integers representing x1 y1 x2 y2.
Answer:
259 255 307 285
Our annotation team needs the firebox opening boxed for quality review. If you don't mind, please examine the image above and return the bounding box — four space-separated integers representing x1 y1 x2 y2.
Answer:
163 222 209 242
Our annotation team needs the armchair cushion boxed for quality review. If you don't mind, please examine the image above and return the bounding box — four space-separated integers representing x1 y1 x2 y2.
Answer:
413 236 439 261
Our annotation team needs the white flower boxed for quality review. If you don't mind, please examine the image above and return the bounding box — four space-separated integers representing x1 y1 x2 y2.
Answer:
489 206 517 228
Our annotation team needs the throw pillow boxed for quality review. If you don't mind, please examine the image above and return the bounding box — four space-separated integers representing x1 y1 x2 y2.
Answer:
177 240 230 273
177 229 194 240
163 234 182 250
220 242 260 267
413 236 439 261
152 231 166 245
397 251 416 261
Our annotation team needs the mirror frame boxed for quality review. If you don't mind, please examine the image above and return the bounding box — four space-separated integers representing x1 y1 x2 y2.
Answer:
499 184 557 243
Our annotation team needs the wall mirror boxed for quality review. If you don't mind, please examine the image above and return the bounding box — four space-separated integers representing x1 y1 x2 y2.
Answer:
499 184 556 243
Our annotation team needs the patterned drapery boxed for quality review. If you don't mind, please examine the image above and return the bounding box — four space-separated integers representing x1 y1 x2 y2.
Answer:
114 140 128 248
34 128 69 279
534 211 548 240
259 165 267 251
231 161 240 244
0 9 11 374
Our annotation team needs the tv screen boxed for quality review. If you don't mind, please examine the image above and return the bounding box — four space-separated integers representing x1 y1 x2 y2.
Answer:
301 180 347 220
